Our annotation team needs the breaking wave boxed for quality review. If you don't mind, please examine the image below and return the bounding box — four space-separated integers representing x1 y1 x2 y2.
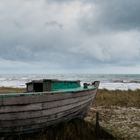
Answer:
0 74 140 90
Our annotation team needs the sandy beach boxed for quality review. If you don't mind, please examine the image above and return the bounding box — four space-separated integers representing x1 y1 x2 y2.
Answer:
86 89 140 139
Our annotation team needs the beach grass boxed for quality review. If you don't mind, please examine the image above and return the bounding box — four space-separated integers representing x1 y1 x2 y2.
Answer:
0 87 25 93
94 89 140 108
2 119 114 140
89 89 140 139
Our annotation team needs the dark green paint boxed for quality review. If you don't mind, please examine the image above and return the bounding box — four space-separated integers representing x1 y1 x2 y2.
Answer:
51 81 80 91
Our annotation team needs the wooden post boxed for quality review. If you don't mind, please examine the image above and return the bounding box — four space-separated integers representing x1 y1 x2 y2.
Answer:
95 112 100 138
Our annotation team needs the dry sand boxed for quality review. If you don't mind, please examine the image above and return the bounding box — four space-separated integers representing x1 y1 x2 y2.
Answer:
86 105 140 139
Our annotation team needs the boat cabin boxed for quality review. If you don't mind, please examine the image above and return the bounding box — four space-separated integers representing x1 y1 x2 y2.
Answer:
26 79 81 92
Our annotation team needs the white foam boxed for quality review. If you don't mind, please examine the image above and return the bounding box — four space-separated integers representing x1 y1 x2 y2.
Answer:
0 74 140 90
0 80 26 88
100 82 140 90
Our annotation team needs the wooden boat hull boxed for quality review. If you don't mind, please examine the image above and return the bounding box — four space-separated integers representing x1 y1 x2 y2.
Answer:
0 82 99 135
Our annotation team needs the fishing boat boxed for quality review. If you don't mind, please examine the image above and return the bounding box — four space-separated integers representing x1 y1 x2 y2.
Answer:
0 79 100 135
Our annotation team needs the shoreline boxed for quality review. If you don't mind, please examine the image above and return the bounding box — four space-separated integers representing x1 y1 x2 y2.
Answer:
1 73 140 90
1 81 140 91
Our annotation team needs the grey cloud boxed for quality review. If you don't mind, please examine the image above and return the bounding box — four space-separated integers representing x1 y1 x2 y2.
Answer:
79 0 140 33
46 0 72 3
45 21 63 29
0 0 140 73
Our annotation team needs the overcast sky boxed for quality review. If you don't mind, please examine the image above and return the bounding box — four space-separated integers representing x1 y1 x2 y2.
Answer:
0 0 140 74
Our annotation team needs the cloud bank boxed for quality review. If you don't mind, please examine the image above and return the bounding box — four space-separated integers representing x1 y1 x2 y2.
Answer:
0 0 140 73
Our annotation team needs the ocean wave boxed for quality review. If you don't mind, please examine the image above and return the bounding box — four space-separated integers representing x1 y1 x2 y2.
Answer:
0 78 7 81
0 74 140 90
113 80 140 83
100 82 140 90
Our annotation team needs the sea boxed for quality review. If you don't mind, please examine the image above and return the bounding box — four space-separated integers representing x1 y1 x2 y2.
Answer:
0 74 140 90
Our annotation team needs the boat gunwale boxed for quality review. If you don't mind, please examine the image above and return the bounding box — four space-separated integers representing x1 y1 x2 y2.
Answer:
0 86 97 98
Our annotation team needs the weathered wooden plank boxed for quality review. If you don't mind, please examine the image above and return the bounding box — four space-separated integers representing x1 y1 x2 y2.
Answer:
0 92 95 113
0 101 90 128
0 82 99 134
0 112 82 134
0 104 90 133
0 89 96 106
0 98 92 120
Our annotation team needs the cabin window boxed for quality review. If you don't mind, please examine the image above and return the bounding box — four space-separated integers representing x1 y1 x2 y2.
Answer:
34 83 43 92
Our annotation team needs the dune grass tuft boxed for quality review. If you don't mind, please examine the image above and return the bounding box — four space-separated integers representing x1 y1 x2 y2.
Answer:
0 87 25 93
2 119 114 140
94 89 140 108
